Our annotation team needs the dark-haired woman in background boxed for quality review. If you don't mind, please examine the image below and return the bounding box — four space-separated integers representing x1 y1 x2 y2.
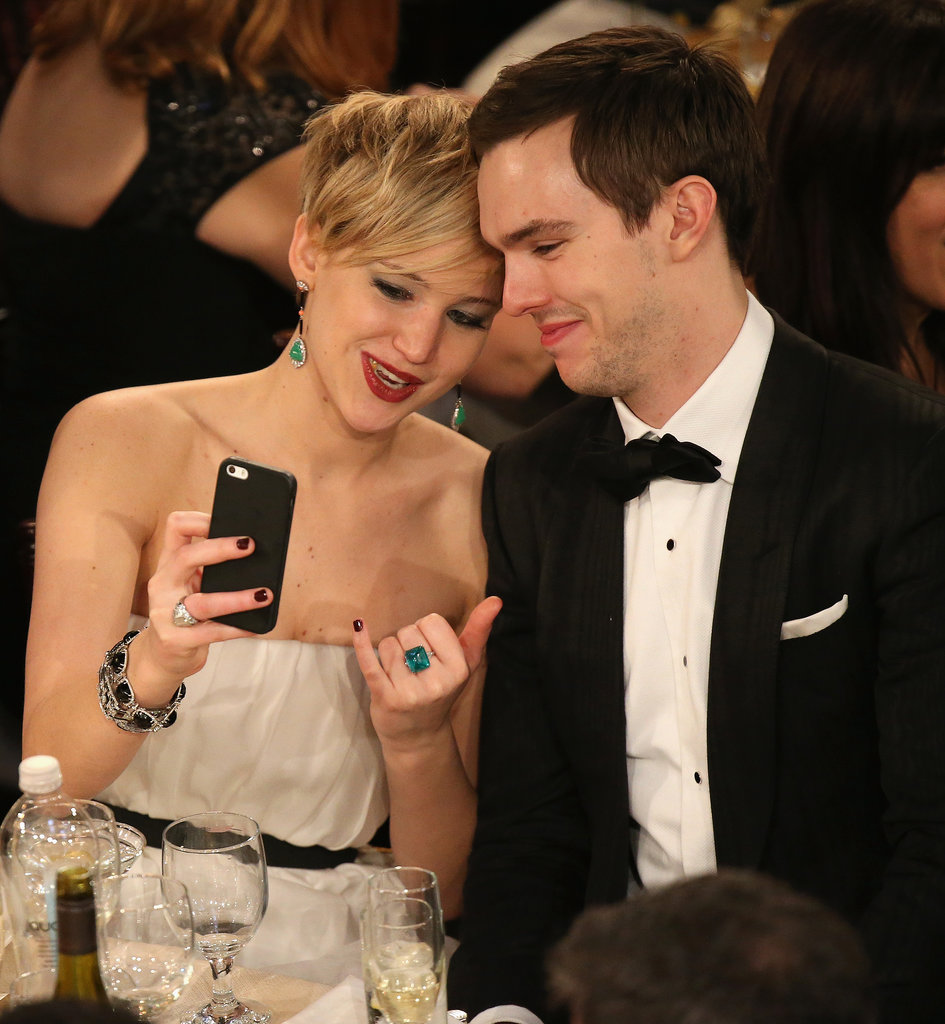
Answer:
749 0 945 390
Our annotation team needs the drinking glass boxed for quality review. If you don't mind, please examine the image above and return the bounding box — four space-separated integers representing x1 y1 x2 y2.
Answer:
363 896 444 1024
115 822 147 874
7 968 56 1006
367 867 442 926
72 798 123 879
362 868 445 1024
162 812 270 1024
98 873 197 1021
5 796 120 992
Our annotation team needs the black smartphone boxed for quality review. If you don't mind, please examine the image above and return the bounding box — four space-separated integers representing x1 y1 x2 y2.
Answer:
200 457 297 633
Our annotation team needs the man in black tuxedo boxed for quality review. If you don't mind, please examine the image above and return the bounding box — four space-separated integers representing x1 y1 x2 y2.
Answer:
447 25 945 1024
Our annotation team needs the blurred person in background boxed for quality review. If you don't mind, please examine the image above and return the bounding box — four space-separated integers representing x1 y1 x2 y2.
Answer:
548 870 877 1024
0 0 398 757
749 0 945 391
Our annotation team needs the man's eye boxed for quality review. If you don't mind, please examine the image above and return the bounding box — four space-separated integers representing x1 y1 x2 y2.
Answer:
533 242 562 256
373 278 412 301
448 309 488 330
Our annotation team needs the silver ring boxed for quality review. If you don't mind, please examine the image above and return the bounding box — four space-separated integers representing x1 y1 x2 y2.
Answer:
172 598 200 628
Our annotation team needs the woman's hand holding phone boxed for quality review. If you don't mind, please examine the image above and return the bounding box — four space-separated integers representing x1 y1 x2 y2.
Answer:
131 458 295 705
125 511 273 709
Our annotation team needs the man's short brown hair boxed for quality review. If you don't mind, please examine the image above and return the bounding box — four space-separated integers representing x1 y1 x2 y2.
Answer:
469 26 767 270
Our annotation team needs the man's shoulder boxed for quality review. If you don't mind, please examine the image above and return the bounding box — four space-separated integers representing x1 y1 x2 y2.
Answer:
483 396 613 518
492 394 614 464
771 313 945 434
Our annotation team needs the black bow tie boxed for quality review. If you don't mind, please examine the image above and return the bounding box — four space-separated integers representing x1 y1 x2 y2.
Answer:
578 433 721 501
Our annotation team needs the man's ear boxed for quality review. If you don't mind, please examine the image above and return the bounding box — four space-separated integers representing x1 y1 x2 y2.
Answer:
288 215 322 283
666 176 716 260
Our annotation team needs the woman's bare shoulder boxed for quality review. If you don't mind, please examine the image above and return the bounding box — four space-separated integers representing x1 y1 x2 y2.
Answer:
403 413 490 477
57 379 204 442
48 376 245 484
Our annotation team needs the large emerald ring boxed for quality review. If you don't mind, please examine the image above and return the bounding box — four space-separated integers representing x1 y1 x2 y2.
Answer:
404 646 433 673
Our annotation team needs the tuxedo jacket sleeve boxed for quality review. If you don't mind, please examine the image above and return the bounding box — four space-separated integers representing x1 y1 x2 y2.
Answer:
448 318 945 1023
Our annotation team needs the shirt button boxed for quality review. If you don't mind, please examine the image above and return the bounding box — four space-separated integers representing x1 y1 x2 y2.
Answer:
666 538 675 550
694 772 702 784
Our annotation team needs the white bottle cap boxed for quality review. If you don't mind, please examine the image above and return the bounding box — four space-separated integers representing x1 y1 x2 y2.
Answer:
18 755 63 794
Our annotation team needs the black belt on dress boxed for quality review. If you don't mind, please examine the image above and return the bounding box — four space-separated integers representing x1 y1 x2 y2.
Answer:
108 806 367 871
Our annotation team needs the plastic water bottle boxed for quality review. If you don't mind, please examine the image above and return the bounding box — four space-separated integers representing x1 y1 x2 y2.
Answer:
0 755 95 977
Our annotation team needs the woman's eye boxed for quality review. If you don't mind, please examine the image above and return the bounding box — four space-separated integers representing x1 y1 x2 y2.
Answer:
373 278 412 302
447 308 488 330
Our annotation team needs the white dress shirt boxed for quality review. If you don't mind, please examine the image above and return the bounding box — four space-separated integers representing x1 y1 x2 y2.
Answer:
467 293 774 1024
618 292 773 888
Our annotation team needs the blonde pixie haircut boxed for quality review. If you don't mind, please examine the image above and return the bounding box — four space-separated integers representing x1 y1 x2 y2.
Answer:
299 91 500 276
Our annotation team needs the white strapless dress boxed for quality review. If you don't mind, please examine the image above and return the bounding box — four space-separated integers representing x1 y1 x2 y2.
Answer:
99 623 389 985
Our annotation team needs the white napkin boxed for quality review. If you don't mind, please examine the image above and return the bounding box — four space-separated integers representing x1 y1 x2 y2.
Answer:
284 974 366 1024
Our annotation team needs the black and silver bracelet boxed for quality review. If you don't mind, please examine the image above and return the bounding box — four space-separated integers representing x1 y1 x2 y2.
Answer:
97 627 186 733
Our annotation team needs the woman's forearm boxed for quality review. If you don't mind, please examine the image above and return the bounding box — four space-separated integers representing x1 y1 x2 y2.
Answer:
383 723 477 921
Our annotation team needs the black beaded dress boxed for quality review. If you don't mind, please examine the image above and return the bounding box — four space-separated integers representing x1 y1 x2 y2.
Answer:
0 67 326 529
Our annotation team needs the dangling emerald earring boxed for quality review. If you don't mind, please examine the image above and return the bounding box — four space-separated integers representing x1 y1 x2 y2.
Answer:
290 280 309 368
451 382 466 431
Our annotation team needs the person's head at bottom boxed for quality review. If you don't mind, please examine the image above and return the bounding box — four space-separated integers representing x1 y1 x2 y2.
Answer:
2 1000 138 1023
547 869 876 1024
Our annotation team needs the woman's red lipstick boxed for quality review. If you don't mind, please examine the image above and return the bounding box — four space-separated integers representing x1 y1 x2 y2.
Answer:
361 352 422 403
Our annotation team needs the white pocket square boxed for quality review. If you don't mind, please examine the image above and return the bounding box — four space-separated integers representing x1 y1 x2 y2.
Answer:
780 594 848 640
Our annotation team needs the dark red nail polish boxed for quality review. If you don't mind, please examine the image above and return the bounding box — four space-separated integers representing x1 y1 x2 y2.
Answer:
237 537 251 550
254 589 268 602
353 619 364 633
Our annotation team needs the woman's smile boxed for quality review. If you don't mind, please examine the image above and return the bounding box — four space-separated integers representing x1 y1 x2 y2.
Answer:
362 352 423 402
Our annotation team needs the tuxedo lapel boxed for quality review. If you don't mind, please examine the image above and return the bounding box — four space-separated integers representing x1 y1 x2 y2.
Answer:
544 402 630 838
708 318 829 868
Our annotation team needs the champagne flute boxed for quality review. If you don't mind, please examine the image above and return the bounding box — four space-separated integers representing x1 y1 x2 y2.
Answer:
363 896 444 1024
367 867 443 936
363 868 445 1024
98 873 197 1020
162 812 270 1024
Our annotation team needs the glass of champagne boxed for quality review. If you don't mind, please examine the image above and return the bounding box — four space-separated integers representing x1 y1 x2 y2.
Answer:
98 873 197 1020
367 867 442 925
363 896 444 1024
162 812 270 1024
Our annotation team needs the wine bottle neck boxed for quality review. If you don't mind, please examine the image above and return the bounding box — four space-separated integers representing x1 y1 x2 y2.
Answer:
57 892 97 957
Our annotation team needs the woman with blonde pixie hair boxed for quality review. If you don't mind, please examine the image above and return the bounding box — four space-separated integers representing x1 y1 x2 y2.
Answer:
298 92 494 271
23 89 503 975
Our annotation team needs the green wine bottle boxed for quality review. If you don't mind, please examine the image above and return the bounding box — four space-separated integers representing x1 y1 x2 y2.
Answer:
54 865 109 1002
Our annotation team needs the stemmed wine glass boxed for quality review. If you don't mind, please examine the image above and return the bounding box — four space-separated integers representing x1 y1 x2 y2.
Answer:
98 873 197 1020
162 812 270 1024
361 867 445 1024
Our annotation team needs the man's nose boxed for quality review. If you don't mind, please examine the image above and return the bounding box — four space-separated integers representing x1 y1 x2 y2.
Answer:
502 259 547 318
